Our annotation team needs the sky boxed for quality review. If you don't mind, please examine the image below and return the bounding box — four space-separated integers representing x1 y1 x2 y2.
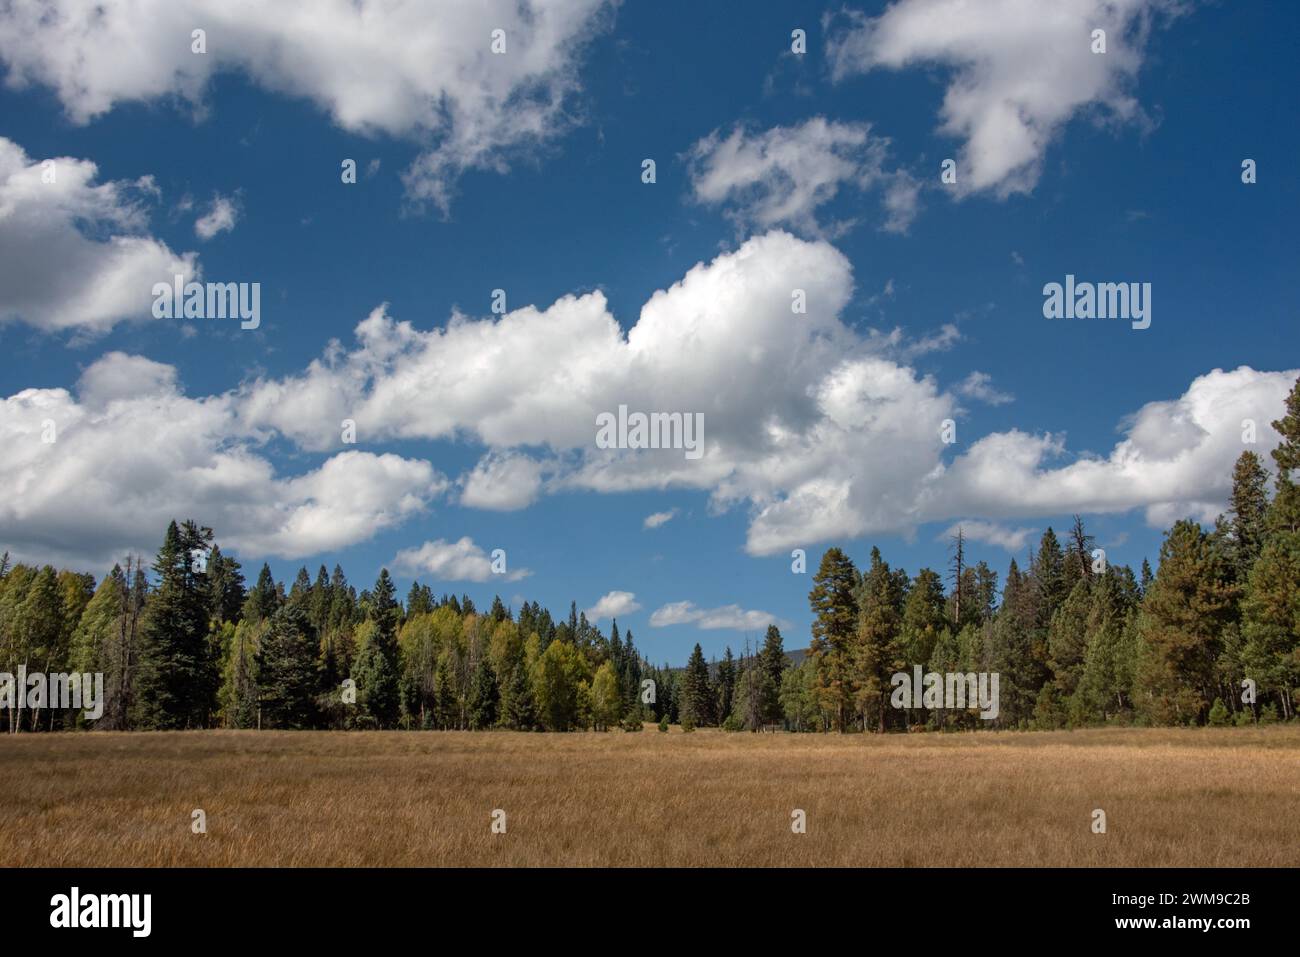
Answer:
1 0 1297 665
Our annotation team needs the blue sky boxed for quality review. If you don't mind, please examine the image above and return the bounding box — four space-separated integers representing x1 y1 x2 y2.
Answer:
0 0 1296 665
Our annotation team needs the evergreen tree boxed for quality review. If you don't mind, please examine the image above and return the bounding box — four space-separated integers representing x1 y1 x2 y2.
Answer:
207 546 245 625
852 547 905 731
808 547 859 731
468 657 500 729
1134 521 1237 724
715 646 737 723
351 618 398 728
1267 374 1300 533
758 624 787 724
1227 451 1271 579
137 520 218 729
256 603 318 729
1240 531 1300 720
220 620 260 728
242 564 280 624
503 660 536 730
680 643 715 727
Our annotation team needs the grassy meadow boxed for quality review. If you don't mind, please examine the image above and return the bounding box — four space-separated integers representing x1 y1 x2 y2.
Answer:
1 726 1297 867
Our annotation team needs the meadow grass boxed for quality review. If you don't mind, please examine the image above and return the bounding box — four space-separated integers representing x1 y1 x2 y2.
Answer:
1 726 1296 867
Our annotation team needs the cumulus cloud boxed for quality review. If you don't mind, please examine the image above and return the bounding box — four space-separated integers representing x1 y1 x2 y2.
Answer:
458 451 546 511
585 590 641 622
643 509 678 529
391 537 529 583
194 194 239 239
649 601 792 632
686 117 919 236
923 367 1298 529
942 520 1034 553
0 136 197 335
0 0 612 213
3 230 1293 570
826 0 1178 197
956 371 1014 406
0 352 445 568
232 231 1297 558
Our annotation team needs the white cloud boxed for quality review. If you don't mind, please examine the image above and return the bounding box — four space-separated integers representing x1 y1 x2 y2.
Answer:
943 520 1034 553
4 229 1293 570
924 366 1298 530
643 509 678 529
0 0 612 214
195 194 239 239
586 590 640 623
233 231 1298 558
649 601 791 632
0 136 197 335
458 451 545 511
391 537 529 583
685 117 918 236
827 0 1178 197
0 352 445 568
956 371 1014 406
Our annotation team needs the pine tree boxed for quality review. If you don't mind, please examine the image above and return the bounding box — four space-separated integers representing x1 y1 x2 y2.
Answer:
207 546 245 625
468 657 500 729
1227 451 1271 579
242 563 280 624
137 520 217 729
503 660 535 730
220 620 260 728
1074 568 1139 723
1063 515 1095 583
988 558 1038 726
1267 374 1300 533
808 547 859 731
758 624 787 724
715 647 736 723
1134 521 1237 724
1047 578 1093 701
853 547 905 731
1240 531 1300 720
256 603 319 729
351 618 398 728
681 643 714 727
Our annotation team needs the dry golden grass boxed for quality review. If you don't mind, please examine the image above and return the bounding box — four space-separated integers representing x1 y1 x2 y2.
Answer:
1 726 1296 867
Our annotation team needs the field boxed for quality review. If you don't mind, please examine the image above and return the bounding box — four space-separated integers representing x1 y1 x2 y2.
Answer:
2 726 1297 867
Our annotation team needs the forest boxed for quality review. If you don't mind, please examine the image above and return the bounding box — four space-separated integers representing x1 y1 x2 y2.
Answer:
2 376 1297 734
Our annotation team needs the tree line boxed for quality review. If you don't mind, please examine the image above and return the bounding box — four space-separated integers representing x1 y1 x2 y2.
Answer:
2 376 1297 733
796 376 1300 731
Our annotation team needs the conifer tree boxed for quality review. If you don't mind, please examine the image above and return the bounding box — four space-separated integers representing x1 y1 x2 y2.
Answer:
137 520 217 729
808 547 859 731
853 547 905 731
1227 451 1271 578
1267 375 1300 533
681 643 714 727
1134 520 1237 724
256 603 318 729
468 657 500 729
715 646 736 722
758 624 787 724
